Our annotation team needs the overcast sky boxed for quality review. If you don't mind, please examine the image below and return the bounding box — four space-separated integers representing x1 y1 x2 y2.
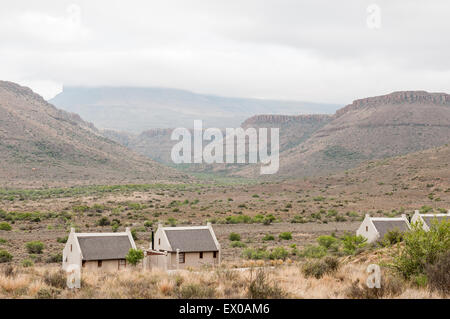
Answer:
1 0 449 103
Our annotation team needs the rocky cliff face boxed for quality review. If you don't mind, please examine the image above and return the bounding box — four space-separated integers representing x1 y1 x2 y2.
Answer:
242 114 332 128
336 91 450 118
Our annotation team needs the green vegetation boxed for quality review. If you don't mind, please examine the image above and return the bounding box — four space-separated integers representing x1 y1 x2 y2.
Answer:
279 232 292 240
243 246 290 260
0 250 13 263
26 241 45 254
0 222 12 231
302 256 340 279
392 220 449 280
262 234 275 241
229 232 241 241
230 241 246 248
126 248 144 266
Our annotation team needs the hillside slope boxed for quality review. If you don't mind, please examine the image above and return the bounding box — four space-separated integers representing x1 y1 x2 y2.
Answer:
236 91 450 178
0 81 183 187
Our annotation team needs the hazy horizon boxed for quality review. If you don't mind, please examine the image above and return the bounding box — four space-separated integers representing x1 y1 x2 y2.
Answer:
1 0 450 103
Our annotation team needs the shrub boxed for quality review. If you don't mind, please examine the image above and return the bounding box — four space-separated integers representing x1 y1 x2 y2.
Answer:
262 234 275 241
44 270 66 289
279 232 292 240
229 232 241 241
345 275 403 299
299 245 327 259
230 241 246 248
177 284 216 299
317 235 338 249
425 251 450 296
382 229 404 246
97 217 110 226
290 215 306 223
263 215 276 225
0 222 12 231
56 236 68 244
341 234 367 255
247 269 285 299
26 241 44 254
22 259 34 267
392 220 450 279
0 250 13 263
302 256 340 279
131 229 138 240
126 248 144 266
46 253 63 263
269 247 289 260
242 248 269 260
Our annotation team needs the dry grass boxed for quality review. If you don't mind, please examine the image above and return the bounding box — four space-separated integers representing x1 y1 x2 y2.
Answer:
0 260 446 299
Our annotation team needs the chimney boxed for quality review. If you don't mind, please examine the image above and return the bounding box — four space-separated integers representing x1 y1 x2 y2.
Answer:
207 222 212 228
151 229 154 250
70 227 75 233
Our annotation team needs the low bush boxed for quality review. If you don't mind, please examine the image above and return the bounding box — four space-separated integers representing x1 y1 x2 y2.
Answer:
279 232 292 240
0 222 12 231
425 251 450 296
0 250 13 263
177 284 216 299
26 241 44 254
317 235 338 249
43 270 66 289
392 220 450 279
345 275 403 299
302 256 340 279
299 245 327 259
262 234 275 241
22 259 34 267
230 241 246 248
382 229 404 246
247 269 285 299
341 234 367 255
126 248 144 266
229 232 241 241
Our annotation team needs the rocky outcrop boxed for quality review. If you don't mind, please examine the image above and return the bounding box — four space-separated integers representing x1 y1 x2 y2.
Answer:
336 91 450 118
242 114 332 128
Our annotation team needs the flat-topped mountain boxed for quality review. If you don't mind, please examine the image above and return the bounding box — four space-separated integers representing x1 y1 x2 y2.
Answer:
0 81 182 187
235 91 450 178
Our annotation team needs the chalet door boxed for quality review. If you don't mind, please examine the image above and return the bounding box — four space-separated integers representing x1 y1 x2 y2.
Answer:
118 259 126 270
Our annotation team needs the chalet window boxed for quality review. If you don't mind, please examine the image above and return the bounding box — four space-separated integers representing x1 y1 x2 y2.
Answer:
158 238 161 245
70 244 72 252
82 260 86 268
119 259 126 269
366 226 368 232
98 260 102 268
179 252 185 263
199 252 203 259
213 251 217 259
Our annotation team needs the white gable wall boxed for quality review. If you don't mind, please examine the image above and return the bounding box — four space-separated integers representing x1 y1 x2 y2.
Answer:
356 214 379 243
62 228 82 270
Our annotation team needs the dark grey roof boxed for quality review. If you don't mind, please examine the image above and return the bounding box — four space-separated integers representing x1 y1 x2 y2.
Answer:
77 235 132 261
422 215 449 228
164 228 218 252
372 220 410 240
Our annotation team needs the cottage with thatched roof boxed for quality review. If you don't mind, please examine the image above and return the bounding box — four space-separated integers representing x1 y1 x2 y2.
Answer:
62 227 136 271
411 210 449 231
356 214 410 243
145 222 221 270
